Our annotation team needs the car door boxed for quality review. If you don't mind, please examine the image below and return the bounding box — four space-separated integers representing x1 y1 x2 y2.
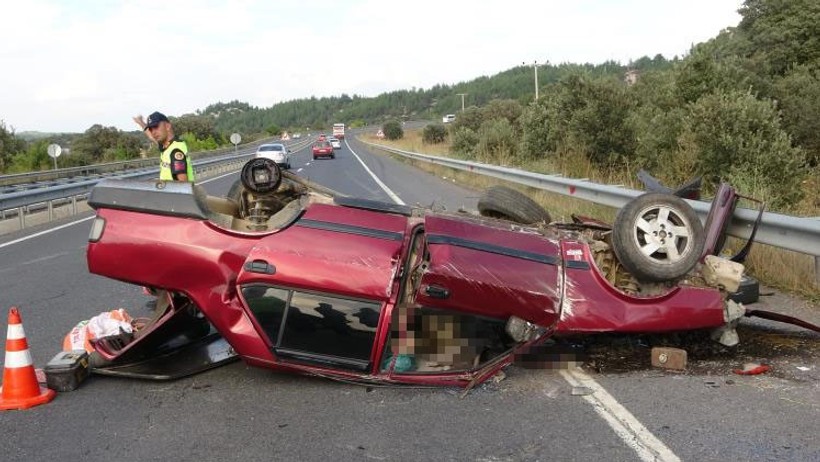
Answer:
413 214 562 328
235 203 409 374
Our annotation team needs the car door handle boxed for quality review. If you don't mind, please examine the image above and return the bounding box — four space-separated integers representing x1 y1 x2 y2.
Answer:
424 285 450 299
244 259 276 275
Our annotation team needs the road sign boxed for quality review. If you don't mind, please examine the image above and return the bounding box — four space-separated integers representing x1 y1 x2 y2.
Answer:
230 133 241 145
47 144 62 158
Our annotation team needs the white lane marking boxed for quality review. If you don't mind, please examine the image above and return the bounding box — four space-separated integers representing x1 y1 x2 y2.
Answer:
0 217 96 250
344 139 405 205
560 368 681 462
0 170 236 250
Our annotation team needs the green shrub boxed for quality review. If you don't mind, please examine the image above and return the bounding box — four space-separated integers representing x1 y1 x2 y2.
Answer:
683 89 806 209
382 120 403 140
422 123 447 144
450 127 479 158
518 96 556 160
477 118 517 163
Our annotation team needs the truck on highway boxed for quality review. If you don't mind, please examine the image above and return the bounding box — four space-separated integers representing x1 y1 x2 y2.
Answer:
332 123 345 139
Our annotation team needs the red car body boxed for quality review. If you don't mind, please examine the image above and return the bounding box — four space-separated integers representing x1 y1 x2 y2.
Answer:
312 141 334 159
84 169 736 388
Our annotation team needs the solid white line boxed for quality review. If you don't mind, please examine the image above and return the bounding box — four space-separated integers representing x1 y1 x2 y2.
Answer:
560 368 681 462
0 216 96 250
0 170 235 250
344 139 405 205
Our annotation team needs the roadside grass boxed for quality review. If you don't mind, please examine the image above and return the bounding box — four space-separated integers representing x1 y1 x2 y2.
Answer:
364 131 820 302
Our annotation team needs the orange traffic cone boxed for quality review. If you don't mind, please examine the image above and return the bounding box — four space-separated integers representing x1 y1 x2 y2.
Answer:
0 307 55 410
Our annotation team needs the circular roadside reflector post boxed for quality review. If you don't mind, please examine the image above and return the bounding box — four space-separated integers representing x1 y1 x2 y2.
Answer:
230 133 241 154
47 144 62 170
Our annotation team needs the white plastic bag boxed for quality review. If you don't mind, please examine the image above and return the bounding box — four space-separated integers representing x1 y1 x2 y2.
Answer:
63 309 134 353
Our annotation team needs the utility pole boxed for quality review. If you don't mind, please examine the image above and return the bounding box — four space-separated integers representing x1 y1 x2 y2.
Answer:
456 93 467 111
523 61 539 100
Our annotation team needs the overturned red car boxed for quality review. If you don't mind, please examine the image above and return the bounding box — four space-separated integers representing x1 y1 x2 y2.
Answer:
84 158 759 387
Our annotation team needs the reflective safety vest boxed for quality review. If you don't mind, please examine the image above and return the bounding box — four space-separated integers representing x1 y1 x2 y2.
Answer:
159 140 195 182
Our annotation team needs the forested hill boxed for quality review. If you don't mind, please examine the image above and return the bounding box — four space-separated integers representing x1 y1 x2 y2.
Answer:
203 56 673 134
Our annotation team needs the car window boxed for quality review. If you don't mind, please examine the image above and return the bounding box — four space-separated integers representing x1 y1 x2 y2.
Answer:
242 285 382 368
259 145 284 152
280 292 380 360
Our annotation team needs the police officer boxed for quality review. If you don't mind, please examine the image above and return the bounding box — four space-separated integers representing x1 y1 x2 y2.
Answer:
132 111 195 182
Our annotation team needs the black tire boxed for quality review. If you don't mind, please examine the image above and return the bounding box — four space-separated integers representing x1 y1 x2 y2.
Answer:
728 275 760 304
611 193 705 282
477 185 552 225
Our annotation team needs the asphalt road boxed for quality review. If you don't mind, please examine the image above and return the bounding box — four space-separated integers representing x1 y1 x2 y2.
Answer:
0 137 818 461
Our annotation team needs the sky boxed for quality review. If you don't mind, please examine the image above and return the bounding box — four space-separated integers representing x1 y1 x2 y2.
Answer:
0 0 744 133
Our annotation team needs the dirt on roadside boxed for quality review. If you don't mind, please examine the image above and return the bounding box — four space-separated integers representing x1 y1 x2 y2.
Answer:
568 287 820 383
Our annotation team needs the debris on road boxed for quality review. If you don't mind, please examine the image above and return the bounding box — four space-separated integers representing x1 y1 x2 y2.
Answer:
733 363 771 375
44 350 90 392
651 347 688 370
571 386 594 396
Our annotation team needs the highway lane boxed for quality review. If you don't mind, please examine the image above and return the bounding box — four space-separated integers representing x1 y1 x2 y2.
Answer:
0 137 817 461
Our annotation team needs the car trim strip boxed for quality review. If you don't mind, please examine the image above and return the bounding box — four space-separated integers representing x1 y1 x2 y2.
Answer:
296 219 404 241
426 234 558 265
564 260 591 270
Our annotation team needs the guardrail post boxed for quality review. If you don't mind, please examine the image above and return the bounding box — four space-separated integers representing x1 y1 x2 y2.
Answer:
71 196 77 215
48 200 54 221
18 206 25 229
815 257 820 286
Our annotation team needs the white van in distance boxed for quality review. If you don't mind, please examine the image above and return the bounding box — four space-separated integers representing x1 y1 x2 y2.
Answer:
442 114 456 123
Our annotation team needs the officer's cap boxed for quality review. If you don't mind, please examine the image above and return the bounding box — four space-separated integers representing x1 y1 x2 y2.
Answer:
145 111 169 129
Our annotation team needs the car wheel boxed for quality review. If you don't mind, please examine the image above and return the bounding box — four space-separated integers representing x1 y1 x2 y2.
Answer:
477 185 552 225
313 156 317 160
611 193 705 282
331 153 335 159
728 275 760 304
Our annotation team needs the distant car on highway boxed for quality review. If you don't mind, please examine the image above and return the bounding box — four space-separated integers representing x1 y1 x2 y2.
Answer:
312 140 334 160
255 143 291 169
442 114 456 123
329 138 341 149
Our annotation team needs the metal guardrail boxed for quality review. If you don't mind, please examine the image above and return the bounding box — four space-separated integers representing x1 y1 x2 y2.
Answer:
365 142 820 271
0 138 314 229
0 136 284 188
